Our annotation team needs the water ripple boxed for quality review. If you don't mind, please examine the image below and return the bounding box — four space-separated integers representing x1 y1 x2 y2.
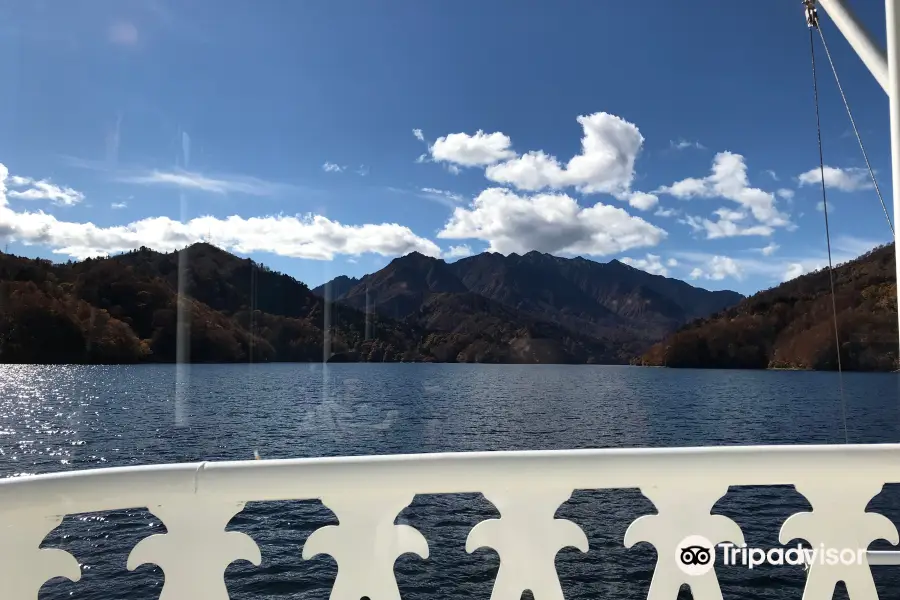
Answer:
0 364 896 600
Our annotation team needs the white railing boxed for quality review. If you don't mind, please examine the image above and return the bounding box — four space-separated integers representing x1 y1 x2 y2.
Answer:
3 444 900 600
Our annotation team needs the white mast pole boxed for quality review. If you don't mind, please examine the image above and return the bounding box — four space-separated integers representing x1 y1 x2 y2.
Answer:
818 0 889 92
887 0 900 357
815 0 900 359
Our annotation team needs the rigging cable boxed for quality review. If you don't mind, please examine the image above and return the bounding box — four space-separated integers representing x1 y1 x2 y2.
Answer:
805 0 849 444
814 21 895 235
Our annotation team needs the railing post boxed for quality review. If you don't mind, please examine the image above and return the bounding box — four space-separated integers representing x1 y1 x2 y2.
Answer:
887 0 900 354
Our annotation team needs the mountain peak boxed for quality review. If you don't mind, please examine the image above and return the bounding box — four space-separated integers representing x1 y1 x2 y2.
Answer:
392 250 443 265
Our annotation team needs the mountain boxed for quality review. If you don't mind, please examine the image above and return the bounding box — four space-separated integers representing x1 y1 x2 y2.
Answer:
334 252 468 318
448 251 742 340
639 243 898 371
0 243 625 364
311 275 361 301
316 250 744 359
314 251 623 362
0 244 422 364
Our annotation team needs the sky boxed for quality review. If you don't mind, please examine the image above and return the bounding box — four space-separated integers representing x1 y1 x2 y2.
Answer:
0 0 896 295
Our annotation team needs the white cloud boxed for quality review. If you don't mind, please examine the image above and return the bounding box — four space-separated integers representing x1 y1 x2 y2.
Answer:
322 162 345 173
766 170 779 181
673 237 881 285
437 187 666 257
356 165 370 177
6 174 84 206
815 200 835 212
429 130 515 167
119 169 294 196
621 253 670 276
0 162 442 261
443 244 473 259
798 166 872 192
670 139 705 150
680 213 774 239
776 188 795 200
686 255 743 281
446 164 460 175
484 112 644 195
666 258 678 267
415 153 428 164
757 242 779 256
419 187 465 208
654 207 679 217
658 151 790 237
623 191 658 211
413 129 425 142
110 202 127 209
783 263 805 280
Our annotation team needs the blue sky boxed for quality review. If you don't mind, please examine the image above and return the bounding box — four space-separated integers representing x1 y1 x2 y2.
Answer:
0 0 895 295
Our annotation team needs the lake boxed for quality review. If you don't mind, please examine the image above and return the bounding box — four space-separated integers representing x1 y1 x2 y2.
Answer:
2 364 900 600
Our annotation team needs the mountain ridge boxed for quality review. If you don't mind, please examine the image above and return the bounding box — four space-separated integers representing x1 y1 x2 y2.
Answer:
315 249 745 358
638 243 899 371
0 243 733 364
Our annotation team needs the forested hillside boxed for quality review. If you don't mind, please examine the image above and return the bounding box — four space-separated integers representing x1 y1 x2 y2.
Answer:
0 244 624 364
639 244 898 371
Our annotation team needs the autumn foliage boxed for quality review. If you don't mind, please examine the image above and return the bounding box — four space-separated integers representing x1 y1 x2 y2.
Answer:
639 244 899 371
0 244 615 364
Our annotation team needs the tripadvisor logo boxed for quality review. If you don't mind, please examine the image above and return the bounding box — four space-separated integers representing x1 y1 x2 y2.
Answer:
676 535 866 575
677 535 716 576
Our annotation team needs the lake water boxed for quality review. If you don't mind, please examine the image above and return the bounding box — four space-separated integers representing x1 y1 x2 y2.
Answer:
3 364 900 600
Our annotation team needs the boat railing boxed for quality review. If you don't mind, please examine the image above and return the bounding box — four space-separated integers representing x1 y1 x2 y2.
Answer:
3 443 900 600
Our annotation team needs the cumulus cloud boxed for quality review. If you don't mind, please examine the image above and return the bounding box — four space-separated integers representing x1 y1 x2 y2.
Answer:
322 162 345 173
658 151 790 238
673 237 880 285
0 162 441 261
413 129 425 142
776 188 795 200
443 244 473 259
756 242 779 256
670 139 705 150
423 113 648 198
680 213 773 239
437 187 666 257
686 255 743 281
621 253 671 276
430 130 515 167
654 207 679 218
623 191 658 211
783 263 805 280
484 113 644 196
120 169 296 196
798 166 872 191
6 175 84 206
